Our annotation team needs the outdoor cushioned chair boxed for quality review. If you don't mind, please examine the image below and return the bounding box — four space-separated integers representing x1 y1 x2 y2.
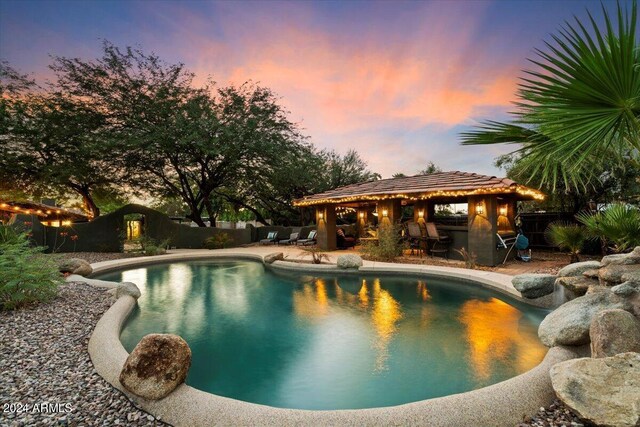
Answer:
336 228 356 249
406 221 426 256
279 232 299 245
296 230 317 246
425 222 451 258
260 231 278 245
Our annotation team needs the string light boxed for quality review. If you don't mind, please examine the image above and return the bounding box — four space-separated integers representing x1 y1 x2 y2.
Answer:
293 186 545 207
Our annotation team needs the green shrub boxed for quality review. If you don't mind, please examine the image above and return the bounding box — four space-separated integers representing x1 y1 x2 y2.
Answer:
138 236 169 256
544 221 586 263
577 203 640 253
360 223 405 262
204 233 233 249
0 229 62 310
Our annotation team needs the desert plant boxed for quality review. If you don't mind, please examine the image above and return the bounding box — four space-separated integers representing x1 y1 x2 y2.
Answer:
454 247 477 269
138 236 169 256
299 246 330 264
544 221 586 263
360 223 405 262
0 231 62 310
204 233 233 249
577 203 640 253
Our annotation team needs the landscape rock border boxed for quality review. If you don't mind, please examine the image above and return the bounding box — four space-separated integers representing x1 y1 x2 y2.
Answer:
81 249 582 426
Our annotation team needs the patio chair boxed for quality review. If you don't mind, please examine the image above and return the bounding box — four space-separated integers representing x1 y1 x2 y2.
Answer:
296 230 317 246
260 231 278 245
406 221 426 256
425 222 451 259
279 232 299 245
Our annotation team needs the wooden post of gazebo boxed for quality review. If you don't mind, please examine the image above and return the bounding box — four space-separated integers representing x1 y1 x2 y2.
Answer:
356 208 368 237
316 205 336 250
468 195 498 266
376 199 402 226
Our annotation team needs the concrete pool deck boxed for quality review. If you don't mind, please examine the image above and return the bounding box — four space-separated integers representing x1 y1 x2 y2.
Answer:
80 248 584 426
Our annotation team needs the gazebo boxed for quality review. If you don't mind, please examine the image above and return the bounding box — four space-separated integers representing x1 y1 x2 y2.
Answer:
293 171 545 266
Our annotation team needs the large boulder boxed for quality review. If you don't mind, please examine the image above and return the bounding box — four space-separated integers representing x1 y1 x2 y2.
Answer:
582 268 600 279
538 291 632 347
512 274 556 299
612 281 640 297
598 264 640 286
337 254 363 269
590 309 640 358
555 276 597 297
58 258 93 276
550 352 640 427
557 261 602 278
116 282 141 299
119 334 191 400
601 246 640 266
263 252 284 264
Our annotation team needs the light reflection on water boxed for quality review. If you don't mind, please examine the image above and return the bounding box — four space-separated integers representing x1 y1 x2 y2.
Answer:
99 260 549 410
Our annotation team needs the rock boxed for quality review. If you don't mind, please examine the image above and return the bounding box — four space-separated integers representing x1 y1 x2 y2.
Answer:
263 252 284 264
58 258 93 276
601 247 640 266
590 309 640 357
582 268 600 279
119 334 191 400
557 261 602 278
512 274 556 299
116 282 141 299
337 254 363 269
598 264 640 286
587 285 609 295
612 281 640 297
622 270 640 284
551 352 640 427
538 291 632 347
555 276 597 297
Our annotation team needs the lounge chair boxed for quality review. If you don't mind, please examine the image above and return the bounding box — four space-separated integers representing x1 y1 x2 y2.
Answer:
279 232 299 245
425 222 451 258
260 231 278 245
296 230 317 246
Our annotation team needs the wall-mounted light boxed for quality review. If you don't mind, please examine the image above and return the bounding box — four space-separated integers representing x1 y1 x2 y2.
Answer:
382 209 388 217
359 212 365 219
499 206 507 216
418 210 424 218
475 203 484 216
318 212 324 220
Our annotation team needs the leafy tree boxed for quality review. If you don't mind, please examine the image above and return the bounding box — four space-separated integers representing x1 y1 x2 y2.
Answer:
419 161 442 175
461 1 639 191
319 149 380 189
495 152 640 213
0 62 123 217
51 42 310 226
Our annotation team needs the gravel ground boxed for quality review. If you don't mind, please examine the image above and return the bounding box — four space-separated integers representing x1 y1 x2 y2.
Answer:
51 251 142 265
0 283 168 426
517 400 587 427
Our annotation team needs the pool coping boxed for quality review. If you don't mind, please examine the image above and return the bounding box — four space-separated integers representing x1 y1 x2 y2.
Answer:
82 249 584 426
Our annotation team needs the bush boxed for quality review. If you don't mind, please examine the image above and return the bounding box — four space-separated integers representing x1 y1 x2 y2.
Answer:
360 223 405 262
0 228 62 310
138 236 169 256
577 203 640 253
204 233 233 249
544 221 586 263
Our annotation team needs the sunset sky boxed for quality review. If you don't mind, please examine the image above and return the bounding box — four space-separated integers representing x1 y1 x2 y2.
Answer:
0 0 626 178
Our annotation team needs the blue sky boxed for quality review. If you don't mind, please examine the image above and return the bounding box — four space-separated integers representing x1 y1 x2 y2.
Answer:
1 0 632 177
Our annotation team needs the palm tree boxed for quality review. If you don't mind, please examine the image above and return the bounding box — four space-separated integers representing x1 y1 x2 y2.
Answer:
461 1 639 191
577 203 640 253
544 222 586 263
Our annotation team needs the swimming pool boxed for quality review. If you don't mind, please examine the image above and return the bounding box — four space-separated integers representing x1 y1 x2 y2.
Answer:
98 260 548 410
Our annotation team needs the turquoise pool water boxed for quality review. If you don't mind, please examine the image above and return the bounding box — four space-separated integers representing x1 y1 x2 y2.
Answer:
98 260 549 410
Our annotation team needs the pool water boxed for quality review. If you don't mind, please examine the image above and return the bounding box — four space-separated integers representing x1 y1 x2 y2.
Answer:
98 260 549 410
